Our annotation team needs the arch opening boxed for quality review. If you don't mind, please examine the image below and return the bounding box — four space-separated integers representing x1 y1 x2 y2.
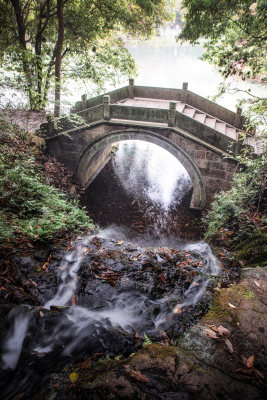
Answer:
76 129 206 209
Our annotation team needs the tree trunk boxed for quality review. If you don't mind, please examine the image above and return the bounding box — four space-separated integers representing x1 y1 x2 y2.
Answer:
54 0 64 117
10 0 36 109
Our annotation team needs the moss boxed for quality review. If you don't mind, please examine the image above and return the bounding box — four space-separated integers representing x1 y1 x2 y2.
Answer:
203 279 260 329
203 287 244 327
139 343 178 360
236 287 255 299
233 233 267 267
203 293 232 323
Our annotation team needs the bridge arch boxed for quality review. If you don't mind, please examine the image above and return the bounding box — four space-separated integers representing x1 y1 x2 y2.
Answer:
76 129 206 209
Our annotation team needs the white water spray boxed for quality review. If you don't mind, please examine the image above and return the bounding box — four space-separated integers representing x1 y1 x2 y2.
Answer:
113 140 192 209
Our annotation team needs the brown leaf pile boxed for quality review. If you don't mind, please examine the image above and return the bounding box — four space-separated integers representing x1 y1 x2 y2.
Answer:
43 156 74 191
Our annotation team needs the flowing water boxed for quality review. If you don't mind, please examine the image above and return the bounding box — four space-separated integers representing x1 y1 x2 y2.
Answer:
82 140 202 240
0 231 219 399
0 30 241 399
0 135 220 398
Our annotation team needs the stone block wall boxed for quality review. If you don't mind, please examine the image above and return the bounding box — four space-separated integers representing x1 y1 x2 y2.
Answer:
46 122 238 208
169 131 237 205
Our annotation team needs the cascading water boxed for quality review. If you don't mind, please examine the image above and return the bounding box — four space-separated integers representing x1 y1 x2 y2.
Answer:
113 141 192 209
82 140 197 239
0 140 220 399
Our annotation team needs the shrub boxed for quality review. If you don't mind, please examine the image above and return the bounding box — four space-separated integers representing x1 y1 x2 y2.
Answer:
0 117 94 245
204 151 267 266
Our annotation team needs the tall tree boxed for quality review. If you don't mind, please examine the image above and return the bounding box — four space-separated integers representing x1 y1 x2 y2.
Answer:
0 0 173 115
178 0 267 80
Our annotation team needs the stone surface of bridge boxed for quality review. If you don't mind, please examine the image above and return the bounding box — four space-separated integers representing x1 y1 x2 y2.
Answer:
42 80 257 209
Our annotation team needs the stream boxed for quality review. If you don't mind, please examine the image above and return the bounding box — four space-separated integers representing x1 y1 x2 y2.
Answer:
0 30 254 399
0 233 220 399
0 137 222 399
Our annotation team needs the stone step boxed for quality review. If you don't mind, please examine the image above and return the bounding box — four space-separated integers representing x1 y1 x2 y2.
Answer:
215 122 226 134
183 106 195 118
194 112 206 124
176 102 186 113
205 117 216 129
114 97 242 142
226 126 238 140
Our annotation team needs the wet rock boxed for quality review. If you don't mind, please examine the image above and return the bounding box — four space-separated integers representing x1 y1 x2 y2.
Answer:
3 235 253 400
0 299 16 318
33 267 267 400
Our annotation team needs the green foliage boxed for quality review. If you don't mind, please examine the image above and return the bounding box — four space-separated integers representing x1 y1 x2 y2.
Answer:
204 151 267 266
143 333 152 347
209 82 267 139
0 118 94 245
179 0 267 80
0 0 173 112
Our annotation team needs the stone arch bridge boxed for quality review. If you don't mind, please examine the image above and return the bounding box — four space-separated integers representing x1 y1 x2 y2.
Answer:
42 80 256 209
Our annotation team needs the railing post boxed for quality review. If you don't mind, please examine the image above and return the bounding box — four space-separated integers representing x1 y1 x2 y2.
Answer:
181 82 188 103
129 78 135 99
168 101 177 127
103 95 110 120
234 106 242 128
81 94 87 110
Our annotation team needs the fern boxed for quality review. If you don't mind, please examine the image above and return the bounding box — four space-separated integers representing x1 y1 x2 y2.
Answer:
143 333 152 347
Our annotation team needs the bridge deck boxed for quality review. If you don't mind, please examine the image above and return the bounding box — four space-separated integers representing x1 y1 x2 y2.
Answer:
63 83 260 154
115 97 240 141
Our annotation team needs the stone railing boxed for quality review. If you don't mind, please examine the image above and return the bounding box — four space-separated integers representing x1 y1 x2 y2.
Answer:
70 80 245 129
40 80 247 156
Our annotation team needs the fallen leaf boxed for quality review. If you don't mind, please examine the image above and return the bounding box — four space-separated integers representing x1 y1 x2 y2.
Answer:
69 372 78 383
225 338 234 353
204 328 218 339
241 355 248 367
159 274 165 285
42 262 49 270
205 323 217 332
1 286 7 291
185 334 190 340
40 311 44 318
253 280 261 288
124 365 149 383
82 359 91 369
117 240 124 245
228 303 236 309
173 306 182 314
217 325 230 336
247 354 254 368
66 246 72 251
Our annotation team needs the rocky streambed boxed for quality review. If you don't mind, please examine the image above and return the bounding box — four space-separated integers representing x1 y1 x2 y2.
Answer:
0 233 266 400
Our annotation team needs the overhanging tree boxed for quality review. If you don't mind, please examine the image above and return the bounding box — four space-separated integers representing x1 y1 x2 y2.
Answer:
178 0 267 80
178 0 267 138
0 0 173 116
